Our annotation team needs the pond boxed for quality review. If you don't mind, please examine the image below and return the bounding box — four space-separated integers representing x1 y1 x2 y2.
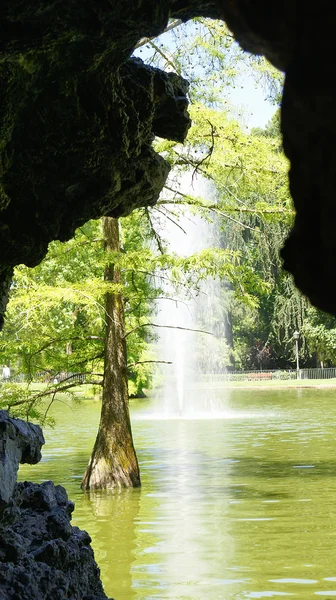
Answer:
19 387 336 599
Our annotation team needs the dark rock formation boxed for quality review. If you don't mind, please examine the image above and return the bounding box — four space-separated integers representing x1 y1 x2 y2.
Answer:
0 54 190 314
0 411 112 600
0 481 110 600
0 0 336 320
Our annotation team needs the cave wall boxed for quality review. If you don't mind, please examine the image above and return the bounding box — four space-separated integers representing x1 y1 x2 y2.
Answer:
0 0 335 322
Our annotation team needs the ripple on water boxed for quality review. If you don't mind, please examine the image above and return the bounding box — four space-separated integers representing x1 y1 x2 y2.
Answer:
269 579 318 584
244 593 295 598
132 410 273 421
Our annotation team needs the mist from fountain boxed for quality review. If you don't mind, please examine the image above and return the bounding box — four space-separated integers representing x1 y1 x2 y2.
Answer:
152 172 232 419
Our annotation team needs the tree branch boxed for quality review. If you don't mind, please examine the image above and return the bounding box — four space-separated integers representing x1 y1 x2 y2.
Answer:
134 19 183 50
162 185 293 214
125 322 214 338
28 335 104 359
192 120 216 179
152 206 187 235
127 360 173 368
145 40 178 72
145 208 165 254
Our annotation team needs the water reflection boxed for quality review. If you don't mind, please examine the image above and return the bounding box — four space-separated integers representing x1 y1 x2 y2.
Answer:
19 387 336 599
82 490 141 599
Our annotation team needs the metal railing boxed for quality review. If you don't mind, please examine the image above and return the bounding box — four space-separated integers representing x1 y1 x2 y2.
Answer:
4 367 336 385
202 367 336 382
299 367 336 380
2 371 87 384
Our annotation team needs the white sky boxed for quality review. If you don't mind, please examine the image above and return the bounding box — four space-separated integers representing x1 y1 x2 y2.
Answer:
226 74 276 129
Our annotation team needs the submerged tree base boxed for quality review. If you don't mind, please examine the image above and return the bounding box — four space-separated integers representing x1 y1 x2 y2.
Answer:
81 412 141 490
82 448 141 490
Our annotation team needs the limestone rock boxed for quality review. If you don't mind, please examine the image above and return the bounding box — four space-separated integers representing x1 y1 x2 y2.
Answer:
0 411 44 508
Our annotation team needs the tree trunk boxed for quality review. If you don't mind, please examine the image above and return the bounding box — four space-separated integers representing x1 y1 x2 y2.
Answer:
82 217 140 489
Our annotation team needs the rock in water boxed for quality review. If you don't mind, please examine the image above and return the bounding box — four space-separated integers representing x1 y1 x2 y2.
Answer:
0 410 45 509
0 411 112 600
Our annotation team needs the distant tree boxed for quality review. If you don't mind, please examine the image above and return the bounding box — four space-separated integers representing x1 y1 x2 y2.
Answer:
302 308 336 367
251 110 281 139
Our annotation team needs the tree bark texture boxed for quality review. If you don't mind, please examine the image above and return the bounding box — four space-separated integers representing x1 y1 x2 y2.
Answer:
82 217 140 489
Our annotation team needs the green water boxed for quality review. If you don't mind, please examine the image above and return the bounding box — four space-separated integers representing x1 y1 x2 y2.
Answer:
19 388 336 599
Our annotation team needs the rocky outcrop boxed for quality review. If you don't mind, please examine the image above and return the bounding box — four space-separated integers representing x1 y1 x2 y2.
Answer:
0 410 44 508
0 411 111 600
0 55 190 281
1 0 336 319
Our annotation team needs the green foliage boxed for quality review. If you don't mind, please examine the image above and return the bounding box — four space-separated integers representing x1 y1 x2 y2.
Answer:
0 381 77 426
0 217 151 409
154 95 299 368
251 110 281 139
302 309 336 365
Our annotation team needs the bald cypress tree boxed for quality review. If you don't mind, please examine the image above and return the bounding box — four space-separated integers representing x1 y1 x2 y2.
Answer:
82 217 140 489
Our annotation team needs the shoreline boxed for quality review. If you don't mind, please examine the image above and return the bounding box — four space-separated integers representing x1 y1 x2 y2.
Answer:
167 379 336 392
220 382 336 390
